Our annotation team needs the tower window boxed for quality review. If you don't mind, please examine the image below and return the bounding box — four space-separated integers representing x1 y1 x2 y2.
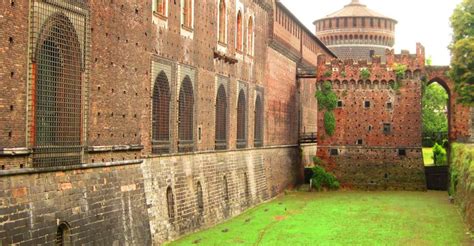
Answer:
330 149 339 156
383 123 392 134
337 100 343 108
398 149 407 156
218 0 227 43
364 101 371 108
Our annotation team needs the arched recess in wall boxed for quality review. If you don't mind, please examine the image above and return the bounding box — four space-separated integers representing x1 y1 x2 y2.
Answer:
236 89 247 149
218 0 227 43
196 181 204 215
56 222 72 245
423 78 451 145
215 84 227 150
152 71 171 154
33 13 83 168
178 76 194 152
254 94 263 147
166 186 175 222
236 10 243 51
223 175 229 202
247 16 254 55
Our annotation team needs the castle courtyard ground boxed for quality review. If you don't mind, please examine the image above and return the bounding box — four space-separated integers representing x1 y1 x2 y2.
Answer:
169 191 472 245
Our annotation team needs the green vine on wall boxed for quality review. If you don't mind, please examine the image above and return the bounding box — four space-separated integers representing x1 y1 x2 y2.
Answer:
360 68 371 80
393 63 407 82
316 81 338 136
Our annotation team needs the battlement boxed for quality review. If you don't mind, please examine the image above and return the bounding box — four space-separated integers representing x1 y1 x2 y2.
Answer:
317 43 426 81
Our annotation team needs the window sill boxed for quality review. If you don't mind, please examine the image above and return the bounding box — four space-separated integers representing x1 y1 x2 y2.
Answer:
153 12 168 21
181 24 194 32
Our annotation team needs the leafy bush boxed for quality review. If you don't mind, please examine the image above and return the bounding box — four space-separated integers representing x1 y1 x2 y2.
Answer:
393 63 407 81
433 143 448 166
341 71 347 78
324 70 332 77
311 165 340 191
360 68 371 80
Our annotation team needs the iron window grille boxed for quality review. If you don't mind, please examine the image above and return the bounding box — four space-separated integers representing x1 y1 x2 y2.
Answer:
236 89 247 149
178 76 194 152
152 71 171 154
30 1 89 168
215 85 228 150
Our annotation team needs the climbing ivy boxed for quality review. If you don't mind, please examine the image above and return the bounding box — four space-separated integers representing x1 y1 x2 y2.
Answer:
316 81 338 136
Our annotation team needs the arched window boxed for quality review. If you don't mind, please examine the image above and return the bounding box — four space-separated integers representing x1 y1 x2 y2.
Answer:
223 176 229 201
56 222 71 245
236 89 247 149
196 182 204 214
156 0 166 16
254 94 263 147
215 85 227 150
247 16 254 55
183 0 193 28
152 71 171 154
218 0 227 43
33 13 82 167
166 187 175 221
243 172 250 198
178 76 194 152
236 10 243 51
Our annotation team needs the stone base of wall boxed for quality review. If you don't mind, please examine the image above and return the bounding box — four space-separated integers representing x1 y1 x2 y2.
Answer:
317 146 426 191
0 146 299 245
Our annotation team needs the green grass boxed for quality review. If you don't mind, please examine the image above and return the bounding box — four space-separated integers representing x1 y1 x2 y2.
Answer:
423 147 434 166
169 191 471 246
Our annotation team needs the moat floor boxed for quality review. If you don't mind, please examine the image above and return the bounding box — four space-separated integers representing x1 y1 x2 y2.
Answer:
168 191 472 246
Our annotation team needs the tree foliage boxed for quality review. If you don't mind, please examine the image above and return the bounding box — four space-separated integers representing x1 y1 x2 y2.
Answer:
449 0 474 105
422 83 449 135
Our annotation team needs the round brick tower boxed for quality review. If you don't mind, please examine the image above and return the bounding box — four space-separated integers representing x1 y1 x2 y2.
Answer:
313 0 397 61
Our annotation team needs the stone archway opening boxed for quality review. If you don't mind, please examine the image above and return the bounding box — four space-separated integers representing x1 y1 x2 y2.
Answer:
422 79 450 167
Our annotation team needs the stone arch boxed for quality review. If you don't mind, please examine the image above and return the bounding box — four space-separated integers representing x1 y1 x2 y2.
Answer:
215 84 228 150
56 222 72 245
152 71 171 154
178 76 194 152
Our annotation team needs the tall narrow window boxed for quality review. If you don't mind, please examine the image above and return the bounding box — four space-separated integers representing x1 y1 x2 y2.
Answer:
247 16 254 55
243 172 250 199
236 10 243 51
156 0 166 16
223 176 229 201
183 0 193 28
152 71 170 154
215 85 227 150
178 76 194 152
33 13 83 168
236 89 247 149
56 222 71 246
254 95 263 147
218 0 227 43
166 187 175 222
196 182 204 214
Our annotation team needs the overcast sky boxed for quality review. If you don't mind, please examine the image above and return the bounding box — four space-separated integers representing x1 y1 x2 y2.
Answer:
280 0 462 65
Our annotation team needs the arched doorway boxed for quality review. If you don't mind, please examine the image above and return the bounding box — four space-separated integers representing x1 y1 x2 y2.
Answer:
422 78 450 190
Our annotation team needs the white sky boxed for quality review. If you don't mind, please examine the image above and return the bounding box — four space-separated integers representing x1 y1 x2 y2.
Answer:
280 0 462 65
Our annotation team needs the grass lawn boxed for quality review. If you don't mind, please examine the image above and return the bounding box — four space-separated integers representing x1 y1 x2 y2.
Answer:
169 191 471 246
423 147 434 166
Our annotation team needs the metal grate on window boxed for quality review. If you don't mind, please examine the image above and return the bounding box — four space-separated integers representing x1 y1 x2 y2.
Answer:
178 76 194 152
254 94 263 147
166 187 175 222
236 89 247 149
215 85 227 150
30 2 89 168
152 71 171 154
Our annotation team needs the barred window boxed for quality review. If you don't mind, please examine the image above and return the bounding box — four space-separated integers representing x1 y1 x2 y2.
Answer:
215 85 227 150
166 187 175 222
178 76 194 152
152 71 171 154
254 95 263 147
237 89 247 148
218 0 227 43
236 10 243 51
33 13 83 168
196 181 204 214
